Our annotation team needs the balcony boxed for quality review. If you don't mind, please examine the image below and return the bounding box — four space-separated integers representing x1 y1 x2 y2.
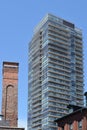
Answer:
31 88 42 97
32 107 41 113
48 77 70 86
48 82 70 91
32 102 41 109
48 31 69 42
32 112 41 118
48 53 70 64
48 36 69 48
48 23 69 33
48 73 70 83
32 116 42 123
32 121 42 128
49 92 70 101
48 67 70 76
48 87 70 96
32 95 41 101
48 62 70 73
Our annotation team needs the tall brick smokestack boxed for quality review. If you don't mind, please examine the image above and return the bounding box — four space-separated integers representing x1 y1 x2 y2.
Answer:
2 61 19 127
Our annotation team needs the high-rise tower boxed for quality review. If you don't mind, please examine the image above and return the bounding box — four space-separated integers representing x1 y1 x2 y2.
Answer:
2 62 19 127
28 14 84 130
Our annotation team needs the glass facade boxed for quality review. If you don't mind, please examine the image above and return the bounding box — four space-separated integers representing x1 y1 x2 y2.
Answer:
28 14 84 130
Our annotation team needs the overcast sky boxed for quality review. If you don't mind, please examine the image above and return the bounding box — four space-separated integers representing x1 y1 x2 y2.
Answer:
0 0 87 130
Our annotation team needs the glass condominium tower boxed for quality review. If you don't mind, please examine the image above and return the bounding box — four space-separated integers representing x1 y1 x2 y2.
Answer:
28 14 84 130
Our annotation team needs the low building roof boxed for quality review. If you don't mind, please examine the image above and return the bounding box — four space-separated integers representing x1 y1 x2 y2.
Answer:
55 107 87 123
0 126 24 130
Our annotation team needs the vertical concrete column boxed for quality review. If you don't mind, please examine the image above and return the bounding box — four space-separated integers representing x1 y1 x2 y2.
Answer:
67 124 70 130
58 126 62 130
64 123 69 130
73 120 78 130
82 116 87 130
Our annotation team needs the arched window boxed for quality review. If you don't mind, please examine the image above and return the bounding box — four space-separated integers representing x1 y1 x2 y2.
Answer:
5 85 14 118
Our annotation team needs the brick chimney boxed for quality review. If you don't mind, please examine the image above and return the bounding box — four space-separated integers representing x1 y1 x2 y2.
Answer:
2 61 19 127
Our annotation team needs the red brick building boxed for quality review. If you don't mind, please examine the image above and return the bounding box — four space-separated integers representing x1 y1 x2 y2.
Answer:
55 107 87 130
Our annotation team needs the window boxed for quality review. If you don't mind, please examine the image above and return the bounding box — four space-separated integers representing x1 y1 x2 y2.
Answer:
78 120 82 129
62 126 64 130
69 123 73 130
